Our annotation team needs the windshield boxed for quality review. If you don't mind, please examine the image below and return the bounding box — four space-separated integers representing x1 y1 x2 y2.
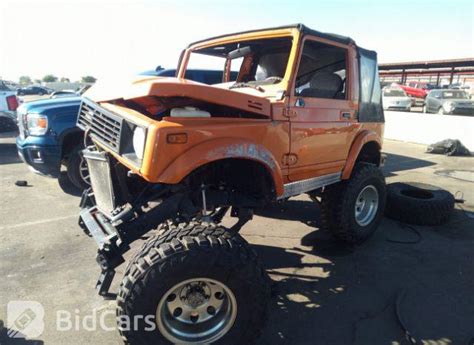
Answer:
185 37 292 86
383 89 406 97
441 91 469 99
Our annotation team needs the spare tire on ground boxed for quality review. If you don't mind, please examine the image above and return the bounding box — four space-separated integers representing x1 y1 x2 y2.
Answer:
385 182 454 225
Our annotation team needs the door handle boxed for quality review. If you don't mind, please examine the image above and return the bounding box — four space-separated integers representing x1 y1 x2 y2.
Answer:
341 112 351 119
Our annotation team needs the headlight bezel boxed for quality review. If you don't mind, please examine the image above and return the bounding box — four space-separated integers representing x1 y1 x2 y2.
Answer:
443 101 455 111
120 120 148 166
26 113 48 136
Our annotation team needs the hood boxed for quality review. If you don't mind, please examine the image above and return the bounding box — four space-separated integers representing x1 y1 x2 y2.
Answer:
383 96 411 103
18 96 81 114
85 77 271 117
442 98 474 105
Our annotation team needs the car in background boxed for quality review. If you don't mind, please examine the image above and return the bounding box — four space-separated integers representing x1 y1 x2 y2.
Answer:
17 85 51 96
140 66 238 83
0 80 19 131
16 68 230 189
423 89 474 116
449 83 474 97
399 84 427 99
49 85 93 99
50 90 77 98
382 87 411 111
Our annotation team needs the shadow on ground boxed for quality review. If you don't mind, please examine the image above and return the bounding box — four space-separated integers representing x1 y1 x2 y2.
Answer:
383 152 436 177
253 199 474 345
0 320 44 345
0 143 21 165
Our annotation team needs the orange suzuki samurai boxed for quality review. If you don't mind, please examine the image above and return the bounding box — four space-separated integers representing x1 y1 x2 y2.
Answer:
78 24 385 344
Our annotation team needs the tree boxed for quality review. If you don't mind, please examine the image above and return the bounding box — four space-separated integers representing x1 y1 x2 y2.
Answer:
81 76 97 83
43 74 58 83
60 77 70 83
19 76 32 85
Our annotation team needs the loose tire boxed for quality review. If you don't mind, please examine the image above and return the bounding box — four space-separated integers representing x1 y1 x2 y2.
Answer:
320 163 386 243
117 222 270 345
66 146 90 190
385 182 454 225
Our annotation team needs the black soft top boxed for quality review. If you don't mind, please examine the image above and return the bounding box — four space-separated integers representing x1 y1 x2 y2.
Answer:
188 23 356 47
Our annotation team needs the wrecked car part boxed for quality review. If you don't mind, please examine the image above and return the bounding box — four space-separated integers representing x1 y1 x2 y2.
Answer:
385 182 455 225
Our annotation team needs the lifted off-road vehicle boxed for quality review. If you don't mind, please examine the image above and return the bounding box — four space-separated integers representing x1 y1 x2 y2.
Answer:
78 24 385 344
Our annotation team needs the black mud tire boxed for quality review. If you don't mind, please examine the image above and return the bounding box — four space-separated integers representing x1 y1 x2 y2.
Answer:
385 182 454 225
66 146 89 190
117 222 270 345
319 163 386 243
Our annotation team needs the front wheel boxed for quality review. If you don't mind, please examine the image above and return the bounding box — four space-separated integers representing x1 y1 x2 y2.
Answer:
437 107 445 115
320 163 386 243
117 222 270 345
66 146 90 190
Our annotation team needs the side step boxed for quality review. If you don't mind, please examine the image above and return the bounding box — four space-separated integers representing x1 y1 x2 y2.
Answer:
280 172 341 199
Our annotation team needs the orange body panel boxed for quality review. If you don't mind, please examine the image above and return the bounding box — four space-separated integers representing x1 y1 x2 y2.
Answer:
341 125 384 180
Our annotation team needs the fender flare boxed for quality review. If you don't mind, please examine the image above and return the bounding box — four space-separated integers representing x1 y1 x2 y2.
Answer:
158 138 284 197
341 130 382 180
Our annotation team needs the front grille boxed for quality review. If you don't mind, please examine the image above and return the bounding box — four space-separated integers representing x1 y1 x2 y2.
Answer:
77 98 123 152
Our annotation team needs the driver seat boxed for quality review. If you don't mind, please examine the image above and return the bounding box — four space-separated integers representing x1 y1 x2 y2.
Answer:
300 72 343 99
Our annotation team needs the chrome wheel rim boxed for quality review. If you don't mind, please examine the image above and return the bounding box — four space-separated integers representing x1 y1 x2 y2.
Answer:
79 156 90 185
156 278 237 344
354 185 379 227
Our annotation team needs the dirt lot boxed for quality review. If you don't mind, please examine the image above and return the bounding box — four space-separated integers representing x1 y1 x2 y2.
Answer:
0 131 473 345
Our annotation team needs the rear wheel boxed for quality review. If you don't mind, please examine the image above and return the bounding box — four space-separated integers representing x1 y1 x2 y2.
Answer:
66 146 90 190
320 163 386 243
117 222 270 345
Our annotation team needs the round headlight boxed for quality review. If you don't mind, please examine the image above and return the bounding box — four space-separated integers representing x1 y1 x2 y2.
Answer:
132 126 146 159
443 102 455 112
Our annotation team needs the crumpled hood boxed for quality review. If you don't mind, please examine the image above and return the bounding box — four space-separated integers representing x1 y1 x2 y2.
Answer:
84 77 271 117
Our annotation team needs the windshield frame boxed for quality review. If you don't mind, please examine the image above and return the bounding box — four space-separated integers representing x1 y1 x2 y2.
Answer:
178 28 301 94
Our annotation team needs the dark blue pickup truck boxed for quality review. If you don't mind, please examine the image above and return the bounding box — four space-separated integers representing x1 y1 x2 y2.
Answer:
16 68 237 189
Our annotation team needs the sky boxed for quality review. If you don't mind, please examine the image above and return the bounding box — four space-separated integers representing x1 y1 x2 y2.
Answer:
0 0 473 82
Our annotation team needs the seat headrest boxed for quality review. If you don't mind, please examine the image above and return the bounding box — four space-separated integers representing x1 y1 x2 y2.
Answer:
309 72 342 91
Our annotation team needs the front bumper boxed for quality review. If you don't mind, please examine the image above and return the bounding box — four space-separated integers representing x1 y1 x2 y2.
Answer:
451 107 474 116
384 105 411 111
16 137 61 177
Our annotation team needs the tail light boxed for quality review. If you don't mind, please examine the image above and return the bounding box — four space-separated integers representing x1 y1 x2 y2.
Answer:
6 95 19 111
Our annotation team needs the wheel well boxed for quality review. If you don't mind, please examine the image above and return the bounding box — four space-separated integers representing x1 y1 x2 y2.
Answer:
356 141 381 166
185 158 276 202
61 131 83 160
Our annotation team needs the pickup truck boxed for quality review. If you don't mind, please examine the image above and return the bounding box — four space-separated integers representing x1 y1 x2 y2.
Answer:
16 69 235 189
0 80 19 131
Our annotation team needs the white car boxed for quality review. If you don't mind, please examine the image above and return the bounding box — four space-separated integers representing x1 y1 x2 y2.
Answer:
382 87 412 111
